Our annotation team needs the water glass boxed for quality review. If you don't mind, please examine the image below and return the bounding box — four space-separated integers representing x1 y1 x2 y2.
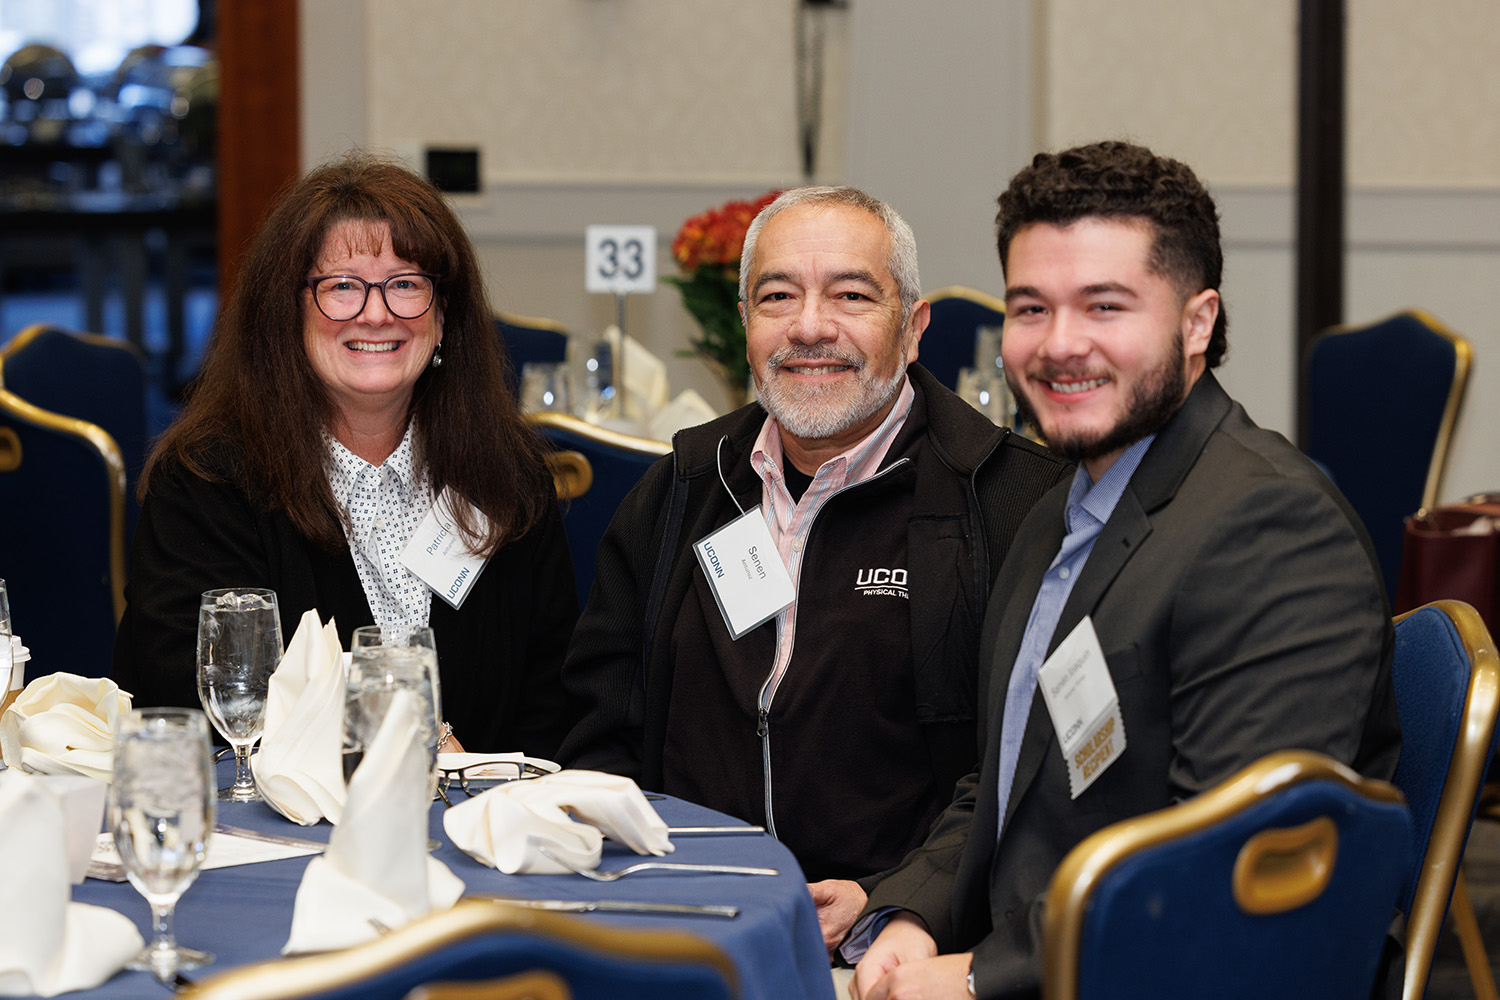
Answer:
569 336 617 422
196 588 283 802
0 577 11 636
344 626 442 793
957 366 1015 427
519 361 573 414
110 707 215 982
974 324 1004 375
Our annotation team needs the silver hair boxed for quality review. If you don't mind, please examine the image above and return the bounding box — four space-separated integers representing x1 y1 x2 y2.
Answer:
738 185 921 323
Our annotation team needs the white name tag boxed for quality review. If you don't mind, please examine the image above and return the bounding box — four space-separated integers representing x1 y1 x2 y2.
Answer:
692 507 795 640
399 488 490 609
1037 616 1127 799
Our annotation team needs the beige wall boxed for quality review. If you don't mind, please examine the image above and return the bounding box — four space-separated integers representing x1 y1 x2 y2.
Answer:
301 0 1500 498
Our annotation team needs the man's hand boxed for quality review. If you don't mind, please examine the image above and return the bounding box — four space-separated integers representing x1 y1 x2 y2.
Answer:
855 952 973 1000
808 879 868 953
852 912 943 998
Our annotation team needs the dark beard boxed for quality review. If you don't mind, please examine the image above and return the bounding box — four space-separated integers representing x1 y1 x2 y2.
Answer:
1008 334 1186 463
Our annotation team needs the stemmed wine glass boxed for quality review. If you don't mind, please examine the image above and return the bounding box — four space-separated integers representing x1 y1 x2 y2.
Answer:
196 588 283 801
109 707 216 982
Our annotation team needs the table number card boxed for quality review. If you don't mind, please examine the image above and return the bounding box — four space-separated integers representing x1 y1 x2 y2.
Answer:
585 225 657 294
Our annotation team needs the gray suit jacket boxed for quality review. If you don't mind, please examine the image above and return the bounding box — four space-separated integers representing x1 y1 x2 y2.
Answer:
863 372 1401 999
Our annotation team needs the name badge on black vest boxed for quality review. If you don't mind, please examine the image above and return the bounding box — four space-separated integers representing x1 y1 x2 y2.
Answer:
400 487 490 609
692 507 795 640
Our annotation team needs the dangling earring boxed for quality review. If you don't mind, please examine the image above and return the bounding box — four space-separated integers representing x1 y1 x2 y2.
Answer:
430 343 444 368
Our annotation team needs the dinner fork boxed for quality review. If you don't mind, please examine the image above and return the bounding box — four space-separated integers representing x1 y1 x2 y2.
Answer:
538 846 778 880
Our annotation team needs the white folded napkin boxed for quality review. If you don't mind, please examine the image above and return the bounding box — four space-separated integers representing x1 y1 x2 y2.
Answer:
648 388 719 441
0 770 142 996
444 769 672 874
251 610 348 826
621 331 670 412
0 673 132 780
283 689 464 954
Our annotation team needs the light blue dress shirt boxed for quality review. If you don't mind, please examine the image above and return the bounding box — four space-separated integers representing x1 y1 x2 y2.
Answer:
992 433 1155 836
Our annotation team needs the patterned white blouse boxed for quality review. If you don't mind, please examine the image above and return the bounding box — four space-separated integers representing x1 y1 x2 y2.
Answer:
323 421 433 635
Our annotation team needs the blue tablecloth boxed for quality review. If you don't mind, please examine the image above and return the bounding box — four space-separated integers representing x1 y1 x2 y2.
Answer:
66 766 834 1000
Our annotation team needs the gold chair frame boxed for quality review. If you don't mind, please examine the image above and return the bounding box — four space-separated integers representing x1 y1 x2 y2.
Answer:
1312 309 1471 512
181 899 738 1000
0 322 148 367
0 365 128 623
924 285 1007 314
527 411 671 502
1041 750 1407 1000
1394 599 1500 1000
495 311 571 336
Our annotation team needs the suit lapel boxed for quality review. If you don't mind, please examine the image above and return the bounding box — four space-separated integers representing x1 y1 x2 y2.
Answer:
997 491 1152 832
992 373 1234 838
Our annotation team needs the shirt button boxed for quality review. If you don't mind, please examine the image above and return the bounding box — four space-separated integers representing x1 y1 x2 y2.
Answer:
1058 566 1070 580
791 539 803 552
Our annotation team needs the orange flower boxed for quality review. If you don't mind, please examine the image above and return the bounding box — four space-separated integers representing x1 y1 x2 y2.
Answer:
671 191 781 277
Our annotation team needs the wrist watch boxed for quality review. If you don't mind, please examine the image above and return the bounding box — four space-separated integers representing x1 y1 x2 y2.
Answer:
967 970 976 996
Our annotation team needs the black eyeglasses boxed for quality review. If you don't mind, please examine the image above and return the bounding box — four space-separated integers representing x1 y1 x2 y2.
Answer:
306 272 439 322
436 758 553 805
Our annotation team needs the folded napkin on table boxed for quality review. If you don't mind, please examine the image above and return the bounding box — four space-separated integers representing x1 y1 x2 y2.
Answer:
0 770 142 996
0 673 131 780
283 689 464 954
444 769 672 874
251 609 347 826
619 330 670 414
648 388 719 442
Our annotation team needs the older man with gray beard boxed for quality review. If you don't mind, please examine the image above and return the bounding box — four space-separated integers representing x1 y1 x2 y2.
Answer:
557 186 1071 958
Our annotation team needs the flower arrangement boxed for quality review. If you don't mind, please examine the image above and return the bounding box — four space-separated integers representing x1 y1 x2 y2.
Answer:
665 190 780 399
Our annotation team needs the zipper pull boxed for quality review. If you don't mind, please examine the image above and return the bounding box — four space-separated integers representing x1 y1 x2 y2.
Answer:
757 708 768 738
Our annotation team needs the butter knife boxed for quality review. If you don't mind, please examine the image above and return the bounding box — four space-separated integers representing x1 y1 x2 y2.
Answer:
666 825 765 835
478 897 739 919
214 823 326 852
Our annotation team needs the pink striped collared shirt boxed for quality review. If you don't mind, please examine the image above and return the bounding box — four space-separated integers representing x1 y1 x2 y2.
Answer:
748 376 916 704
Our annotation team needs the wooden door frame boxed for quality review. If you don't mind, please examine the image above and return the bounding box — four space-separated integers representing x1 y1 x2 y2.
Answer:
215 0 300 297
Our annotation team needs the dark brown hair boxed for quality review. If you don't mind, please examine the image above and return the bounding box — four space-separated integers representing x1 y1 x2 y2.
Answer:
143 152 554 554
997 140 1229 368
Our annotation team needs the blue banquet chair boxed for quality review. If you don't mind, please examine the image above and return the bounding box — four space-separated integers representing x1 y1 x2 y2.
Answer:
405 970 570 1000
0 368 127 678
1042 750 1412 1000
1305 310 1471 598
529 411 671 608
1388 600 1500 1000
920 285 1006 392
180 899 737 1000
0 323 149 548
496 311 571 397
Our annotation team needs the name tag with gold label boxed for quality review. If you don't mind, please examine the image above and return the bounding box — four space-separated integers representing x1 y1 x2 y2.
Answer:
400 488 490 609
693 507 795 640
1037 616 1127 799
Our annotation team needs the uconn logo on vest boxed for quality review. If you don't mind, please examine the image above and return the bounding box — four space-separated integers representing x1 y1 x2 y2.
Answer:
855 567 909 599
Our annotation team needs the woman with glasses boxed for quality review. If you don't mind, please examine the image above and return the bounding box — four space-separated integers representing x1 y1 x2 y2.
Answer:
112 153 577 758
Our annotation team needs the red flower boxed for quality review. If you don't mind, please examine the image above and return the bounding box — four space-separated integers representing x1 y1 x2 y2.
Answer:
671 191 781 277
